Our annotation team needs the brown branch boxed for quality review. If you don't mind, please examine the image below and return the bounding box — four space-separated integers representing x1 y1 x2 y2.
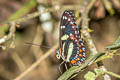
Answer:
0 22 16 44
0 4 86 46
0 4 83 28
81 0 111 80
13 44 58 80
0 3 88 45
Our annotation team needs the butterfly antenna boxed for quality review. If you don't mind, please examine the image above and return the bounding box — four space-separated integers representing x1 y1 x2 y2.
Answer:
24 42 50 49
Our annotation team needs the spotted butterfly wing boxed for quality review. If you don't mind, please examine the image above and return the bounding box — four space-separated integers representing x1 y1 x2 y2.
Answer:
56 10 85 66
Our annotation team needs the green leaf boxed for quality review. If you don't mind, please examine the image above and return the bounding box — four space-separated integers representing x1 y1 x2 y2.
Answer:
115 36 120 44
106 36 120 50
84 71 95 80
0 0 37 35
94 68 101 74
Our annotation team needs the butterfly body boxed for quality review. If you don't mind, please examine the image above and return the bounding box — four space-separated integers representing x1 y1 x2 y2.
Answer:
56 10 85 66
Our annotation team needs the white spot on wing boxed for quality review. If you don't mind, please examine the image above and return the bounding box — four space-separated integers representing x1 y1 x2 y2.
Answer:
64 16 67 19
75 35 78 37
62 26 65 28
70 33 72 36
79 39 82 41
70 22 73 24
82 47 85 51
82 53 85 57
77 47 79 50
82 58 85 60
81 43 84 46
77 61 81 64
68 18 70 21
75 31 77 34
80 59 83 62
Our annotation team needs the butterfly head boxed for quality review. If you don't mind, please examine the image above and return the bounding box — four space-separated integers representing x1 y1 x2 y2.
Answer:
56 49 61 59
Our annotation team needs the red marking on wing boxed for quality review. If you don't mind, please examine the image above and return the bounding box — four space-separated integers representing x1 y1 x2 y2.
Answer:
72 24 75 26
60 48 62 55
76 58 80 61
78 45 82 48
71 60 76 64
79 49 83 53
78 54 83 57
76 41 79 43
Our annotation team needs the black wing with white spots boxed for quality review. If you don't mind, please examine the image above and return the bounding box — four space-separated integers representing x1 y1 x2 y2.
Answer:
58 10 86 66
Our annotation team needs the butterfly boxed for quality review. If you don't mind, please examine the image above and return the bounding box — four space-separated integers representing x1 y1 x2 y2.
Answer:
56 10 85 67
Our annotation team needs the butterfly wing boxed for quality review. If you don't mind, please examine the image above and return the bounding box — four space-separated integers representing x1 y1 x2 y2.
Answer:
59 10 76 60
59 10 85 65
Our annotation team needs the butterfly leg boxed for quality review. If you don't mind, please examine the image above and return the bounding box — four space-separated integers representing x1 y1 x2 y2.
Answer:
58 61 65 74
64 63 68 71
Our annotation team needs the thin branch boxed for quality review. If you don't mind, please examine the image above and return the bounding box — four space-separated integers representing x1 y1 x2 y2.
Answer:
0 4 86 45
58 53 101 80
94 68 120 79
80 0 111 80
8 0 37 21
104 71 120 79
0 22 16 44
0 4 87 45
13 44 58 80
57 49 119 80
0 4 83 28
57 45 119 80
106 36 120 50
11 52 26 72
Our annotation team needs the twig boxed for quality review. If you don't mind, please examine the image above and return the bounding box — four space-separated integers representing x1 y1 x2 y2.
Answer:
0 4 85 28
57 48 119 80
0 22 16 44
106 36 120 50
13 44 58 80
8 0 37 21
0 4 86 45
102 0 114 15
57 53 101 80
57 45 119 80
0 4 86 46
81 0 111 80
104 71 120 79
94 68 120 79
11 52 26 72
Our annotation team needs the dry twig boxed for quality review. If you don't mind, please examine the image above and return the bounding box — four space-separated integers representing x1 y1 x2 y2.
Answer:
13 44 58 80
0 22 16 45
81 0 111 80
